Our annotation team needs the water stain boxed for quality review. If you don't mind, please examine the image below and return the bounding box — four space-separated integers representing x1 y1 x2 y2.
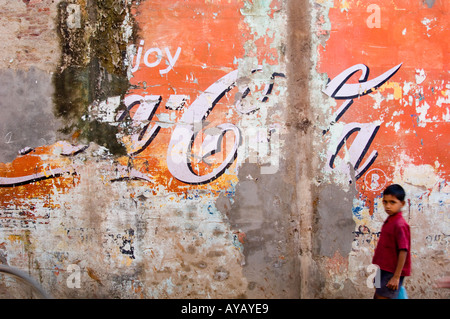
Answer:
52 1 139 156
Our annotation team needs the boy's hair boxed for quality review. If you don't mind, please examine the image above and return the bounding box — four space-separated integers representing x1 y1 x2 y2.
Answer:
383 184 406 202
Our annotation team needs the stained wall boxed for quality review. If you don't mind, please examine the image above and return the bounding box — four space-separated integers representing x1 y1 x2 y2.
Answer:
310 0 449 298
0 0 448 299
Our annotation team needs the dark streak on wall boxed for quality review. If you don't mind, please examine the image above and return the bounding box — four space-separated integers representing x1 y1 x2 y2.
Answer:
285 0 322 298
52 0 138 155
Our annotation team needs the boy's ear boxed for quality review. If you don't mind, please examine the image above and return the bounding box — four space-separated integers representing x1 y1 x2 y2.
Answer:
401 200 406 206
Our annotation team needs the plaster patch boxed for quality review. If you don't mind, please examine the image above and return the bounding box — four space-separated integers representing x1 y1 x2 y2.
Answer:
415 69 426 84
416 101 431 127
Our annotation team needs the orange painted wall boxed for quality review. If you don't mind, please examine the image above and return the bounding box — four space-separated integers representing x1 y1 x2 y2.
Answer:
317 0 449 210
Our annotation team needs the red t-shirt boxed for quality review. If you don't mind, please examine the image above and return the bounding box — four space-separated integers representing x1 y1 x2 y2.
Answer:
372 212 411 276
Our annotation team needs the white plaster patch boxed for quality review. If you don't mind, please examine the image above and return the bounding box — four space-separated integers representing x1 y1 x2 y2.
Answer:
402 81 414 95
415 69 426 84
443 108 450 122
88 96 122 124
369 91 384 109
416 101 431 127
421 17 437 37
436 94 450 108
396 163 440 189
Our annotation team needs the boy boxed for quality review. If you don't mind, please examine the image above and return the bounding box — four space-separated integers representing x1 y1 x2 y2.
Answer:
372 184 411 299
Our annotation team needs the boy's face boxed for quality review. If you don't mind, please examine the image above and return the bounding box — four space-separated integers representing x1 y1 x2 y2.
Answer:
382 194 405 216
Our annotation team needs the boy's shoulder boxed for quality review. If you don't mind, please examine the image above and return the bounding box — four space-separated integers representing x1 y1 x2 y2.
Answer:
386 212 409 226
398 212 409 223
393 212 410 229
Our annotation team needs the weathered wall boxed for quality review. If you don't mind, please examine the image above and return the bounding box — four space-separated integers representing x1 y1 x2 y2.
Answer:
0 0 300 299
310 0 449 298
0 0 448 299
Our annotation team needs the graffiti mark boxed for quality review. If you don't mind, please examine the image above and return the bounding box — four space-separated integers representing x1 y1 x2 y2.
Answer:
4 132 13 144
425 233 449 246
0 207 51 230
119 229 136 259
107 229 136 260
352 225 381 248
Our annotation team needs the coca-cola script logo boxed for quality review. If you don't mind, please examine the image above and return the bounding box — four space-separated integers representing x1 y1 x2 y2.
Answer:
322 63 402 182
0 68 285 187
0 62 402 188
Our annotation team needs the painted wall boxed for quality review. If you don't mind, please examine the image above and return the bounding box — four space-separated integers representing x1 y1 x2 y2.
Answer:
310 0 449 298
0 0 448 299
0 0 297 299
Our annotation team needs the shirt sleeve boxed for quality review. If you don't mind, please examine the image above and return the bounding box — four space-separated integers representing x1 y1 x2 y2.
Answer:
396 223 410 251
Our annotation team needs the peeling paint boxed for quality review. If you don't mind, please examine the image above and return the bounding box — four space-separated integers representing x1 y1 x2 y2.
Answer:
0 0 448 300
0 0 292 299
312 0 449 299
